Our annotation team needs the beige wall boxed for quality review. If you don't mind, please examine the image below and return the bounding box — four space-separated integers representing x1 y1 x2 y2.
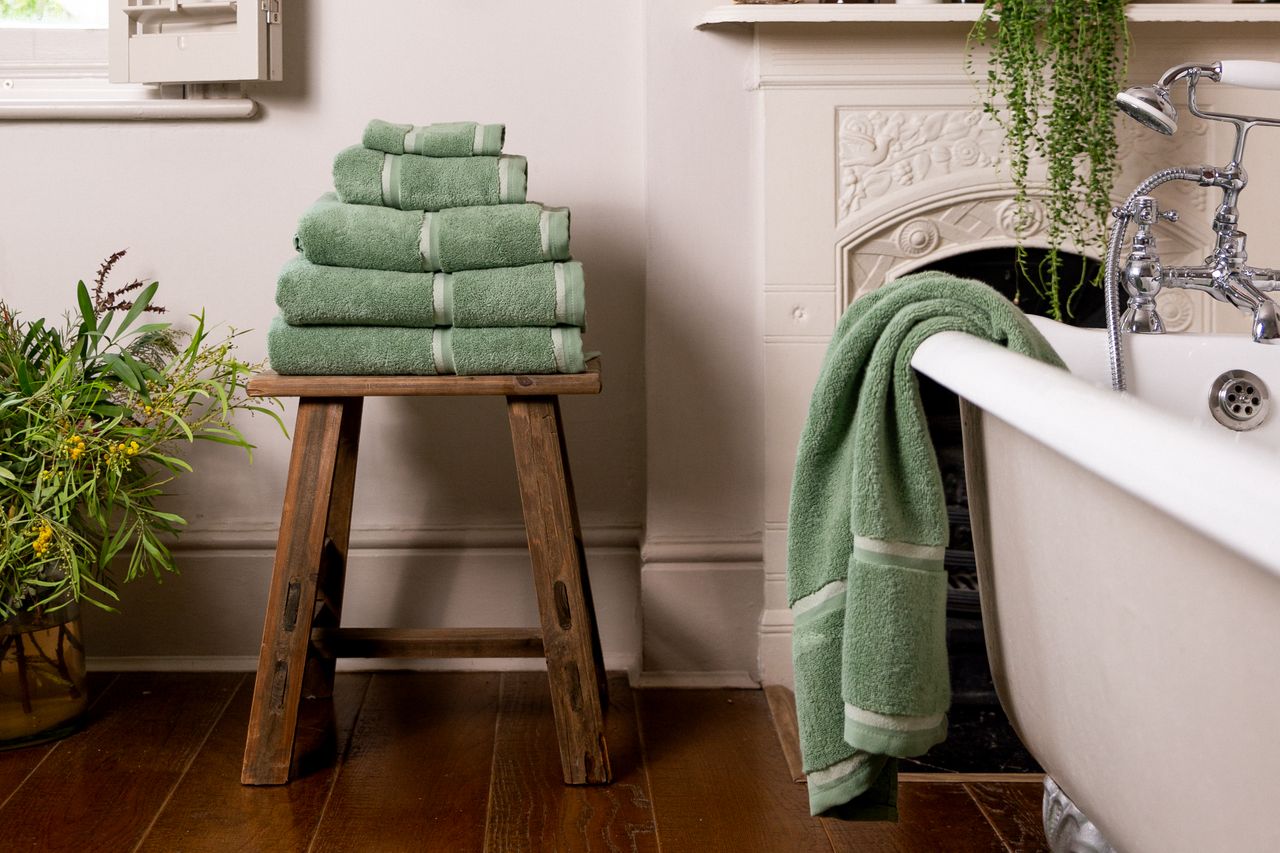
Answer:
0 1 765 682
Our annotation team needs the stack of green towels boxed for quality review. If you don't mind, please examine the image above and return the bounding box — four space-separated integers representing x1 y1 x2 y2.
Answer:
268 120 590 376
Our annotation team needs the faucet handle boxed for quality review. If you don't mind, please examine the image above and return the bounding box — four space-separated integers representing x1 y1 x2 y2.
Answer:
1159 209 1179 223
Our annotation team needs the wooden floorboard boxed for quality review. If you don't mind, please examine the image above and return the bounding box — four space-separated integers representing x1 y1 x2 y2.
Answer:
638 688 834 852
821 781 1007 852
134 673 371 853
0 671 240 853
309 671 501 853
483 672 657 853
966 780 1050 853
0 672 1052 851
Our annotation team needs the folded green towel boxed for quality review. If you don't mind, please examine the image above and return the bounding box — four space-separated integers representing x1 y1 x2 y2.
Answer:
333 146 528 211
363 119 505 157
294 194 571 273
275 257 586 328
267 317 585 375
787 273 1063 817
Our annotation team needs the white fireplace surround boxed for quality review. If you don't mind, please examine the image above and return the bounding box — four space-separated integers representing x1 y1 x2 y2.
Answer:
698 10 1280 685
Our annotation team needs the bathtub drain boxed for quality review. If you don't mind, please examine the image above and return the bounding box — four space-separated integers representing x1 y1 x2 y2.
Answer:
1209 370 1270 431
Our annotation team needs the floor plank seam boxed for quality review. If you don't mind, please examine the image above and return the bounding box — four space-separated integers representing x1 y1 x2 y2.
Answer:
962 782 1019 853
630 692 665 853
480 671 506 853
130 673 249 853
817 818 842 852
305 672 376 853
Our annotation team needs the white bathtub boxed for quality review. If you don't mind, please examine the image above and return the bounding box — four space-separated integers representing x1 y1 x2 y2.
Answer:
911 317 1280 853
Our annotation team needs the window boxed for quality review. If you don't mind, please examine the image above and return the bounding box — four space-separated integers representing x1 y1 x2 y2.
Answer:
0 0 281 120
0 0 108 29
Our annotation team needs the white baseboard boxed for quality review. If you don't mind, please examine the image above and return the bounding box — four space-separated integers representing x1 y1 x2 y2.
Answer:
639 536 764 681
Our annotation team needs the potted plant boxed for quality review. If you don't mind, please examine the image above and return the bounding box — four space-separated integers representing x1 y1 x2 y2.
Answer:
0 251 280 747
970 0 1129 320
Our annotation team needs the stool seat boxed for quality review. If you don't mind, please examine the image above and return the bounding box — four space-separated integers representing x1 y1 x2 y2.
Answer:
246 358 601 398
240 359 610 787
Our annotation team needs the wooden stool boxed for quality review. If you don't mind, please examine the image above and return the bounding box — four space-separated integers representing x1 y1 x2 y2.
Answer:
240 360 610 786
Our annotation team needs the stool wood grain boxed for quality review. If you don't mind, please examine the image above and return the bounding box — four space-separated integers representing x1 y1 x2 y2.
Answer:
241 360 610 787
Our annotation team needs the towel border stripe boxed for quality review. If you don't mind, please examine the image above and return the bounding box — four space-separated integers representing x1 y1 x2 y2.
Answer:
791 579 846 617
844 703 945 733
380 153 394 207
552 327 567 373
433 272 449 325
419 212 436 271
404 126 422 155
852 537 945 562
807 751 870 787
554 263 568 323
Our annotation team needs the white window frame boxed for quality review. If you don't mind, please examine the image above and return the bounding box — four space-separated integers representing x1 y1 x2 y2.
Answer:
0 8 269 120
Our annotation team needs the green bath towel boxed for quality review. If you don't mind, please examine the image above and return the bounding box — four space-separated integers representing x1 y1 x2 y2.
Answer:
787 273 1063 817
294 194 570 273
275 257 586 328
267 317 586 376
363 119 504 157
333 146 528 211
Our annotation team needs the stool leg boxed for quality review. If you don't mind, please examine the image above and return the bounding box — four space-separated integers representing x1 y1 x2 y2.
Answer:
303 397 363 700
550 397 609 711
242 398 346 785
507 395 611 785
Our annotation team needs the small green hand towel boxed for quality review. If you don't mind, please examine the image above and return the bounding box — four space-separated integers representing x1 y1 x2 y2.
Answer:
275 257 586 328
363 119 504 157
294 194 570 273
267 317 586 376
333 146 528 211
787 273 1063 817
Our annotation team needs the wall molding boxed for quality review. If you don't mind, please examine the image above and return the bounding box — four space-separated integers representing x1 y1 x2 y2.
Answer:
169 523 643 553
639 535 763 564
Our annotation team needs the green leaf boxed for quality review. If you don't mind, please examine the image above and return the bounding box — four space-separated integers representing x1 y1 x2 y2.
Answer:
77 281 97 332
0 466 14 482
102 353 142 392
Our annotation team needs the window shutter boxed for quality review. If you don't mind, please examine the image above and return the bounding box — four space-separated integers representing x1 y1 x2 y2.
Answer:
108 0 282 84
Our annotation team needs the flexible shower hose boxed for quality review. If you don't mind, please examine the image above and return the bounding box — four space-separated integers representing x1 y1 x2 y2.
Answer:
1105 166 1208 392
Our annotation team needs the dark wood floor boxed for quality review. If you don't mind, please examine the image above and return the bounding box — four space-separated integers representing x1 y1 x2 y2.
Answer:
0 672 1047 852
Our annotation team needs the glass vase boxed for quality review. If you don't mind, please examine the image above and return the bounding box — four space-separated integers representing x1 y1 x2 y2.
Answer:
0 605 88 749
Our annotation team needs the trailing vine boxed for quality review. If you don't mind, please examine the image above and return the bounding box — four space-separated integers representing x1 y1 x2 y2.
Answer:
969 0 1129 320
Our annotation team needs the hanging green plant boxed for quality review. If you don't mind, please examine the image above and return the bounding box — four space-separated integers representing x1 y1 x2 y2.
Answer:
969 0 1129 320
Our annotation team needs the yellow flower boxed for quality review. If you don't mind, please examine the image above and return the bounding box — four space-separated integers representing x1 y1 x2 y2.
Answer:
64 434 86 460
127 441 140 456
30 521 53 557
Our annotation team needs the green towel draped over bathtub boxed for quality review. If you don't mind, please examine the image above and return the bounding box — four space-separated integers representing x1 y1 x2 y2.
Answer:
787 272 1063 817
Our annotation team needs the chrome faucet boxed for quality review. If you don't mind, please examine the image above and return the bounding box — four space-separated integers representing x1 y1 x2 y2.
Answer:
1104 60 1280 391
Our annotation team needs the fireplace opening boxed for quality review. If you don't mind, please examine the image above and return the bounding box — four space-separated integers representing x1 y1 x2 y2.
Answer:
905 246 1103 773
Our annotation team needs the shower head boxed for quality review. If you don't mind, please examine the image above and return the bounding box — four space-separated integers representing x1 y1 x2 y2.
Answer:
1116 85 1178 135
1116 62 1226 136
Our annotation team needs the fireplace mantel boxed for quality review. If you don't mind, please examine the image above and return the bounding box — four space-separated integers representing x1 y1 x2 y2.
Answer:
724 6 1280 685
698 3 1280 28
